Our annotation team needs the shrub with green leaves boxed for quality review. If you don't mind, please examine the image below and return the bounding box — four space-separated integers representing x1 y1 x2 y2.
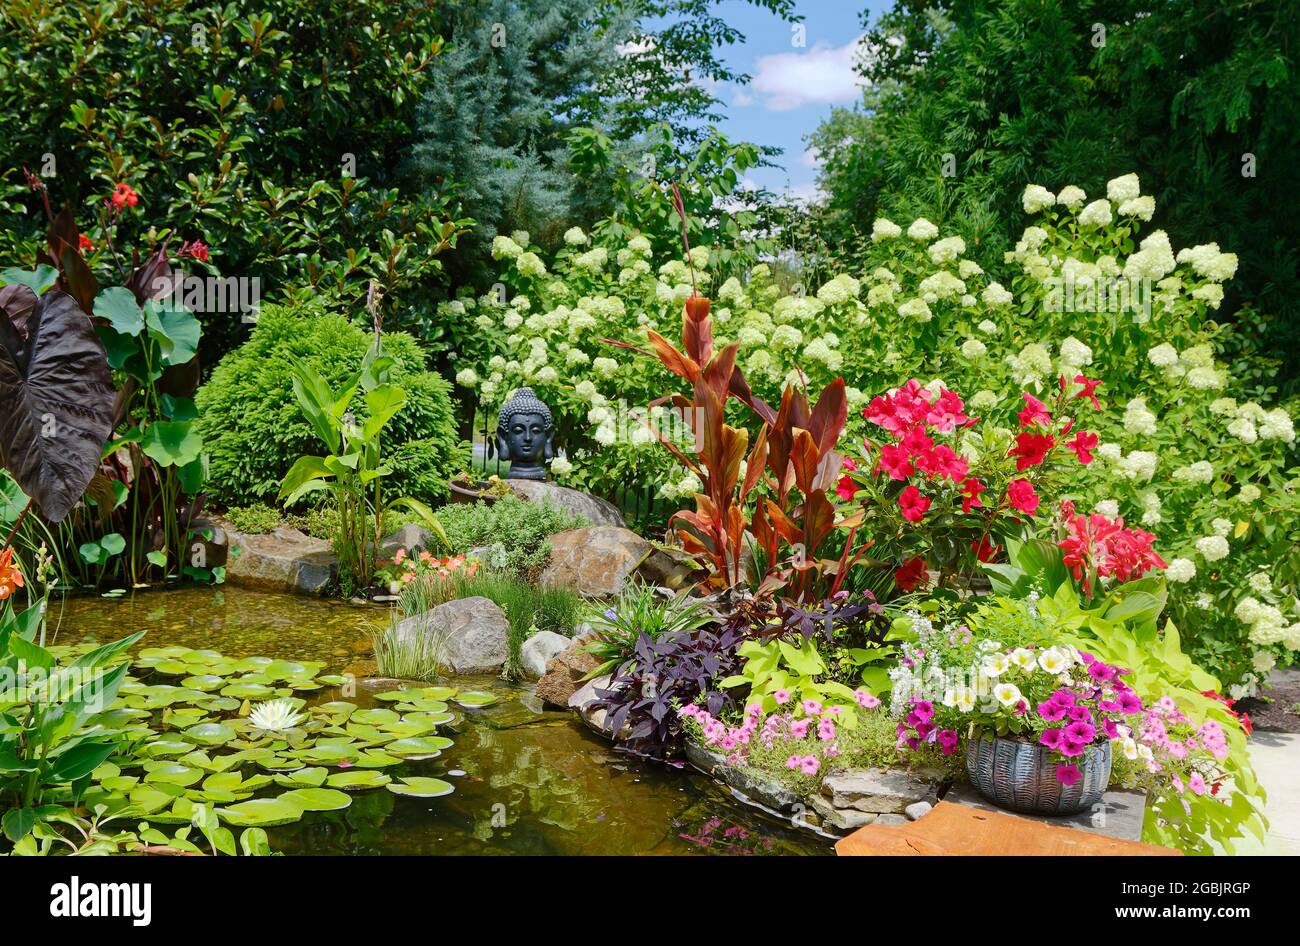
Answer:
437 495 586 577
197 301 459 507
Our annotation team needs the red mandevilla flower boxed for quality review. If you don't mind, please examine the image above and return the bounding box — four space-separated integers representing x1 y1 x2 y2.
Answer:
1006 478 1039 514
960 477 985 513
894 555 927 592
971 535 1000 563
1066 430 1098 464
181 240 210 263
1017 393 1052 428
835 474 856 501
111 182 139 209
1008 431 1055 471
78 234 94 253
1070 374 1102 411
898 485 931 523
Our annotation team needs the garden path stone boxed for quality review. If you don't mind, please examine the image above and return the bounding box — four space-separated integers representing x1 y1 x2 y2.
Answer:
394 595 510 674
520 630 572 679
508 479 625 527
540 526 653 596
225 526 336 595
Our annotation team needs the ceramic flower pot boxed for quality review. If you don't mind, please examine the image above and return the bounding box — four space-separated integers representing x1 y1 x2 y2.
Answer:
964 734 1111 815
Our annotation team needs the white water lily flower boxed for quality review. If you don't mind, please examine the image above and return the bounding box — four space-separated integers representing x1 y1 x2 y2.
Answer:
249 699 305 732
993 683 1023 708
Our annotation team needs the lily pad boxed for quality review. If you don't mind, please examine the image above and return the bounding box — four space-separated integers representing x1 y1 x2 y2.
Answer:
279 788 352 812
217 797 306 827
454 691 500 708
385 736 453 759
386 777 455 798
184 722 238 746
272 767 329 788
325 770 391 790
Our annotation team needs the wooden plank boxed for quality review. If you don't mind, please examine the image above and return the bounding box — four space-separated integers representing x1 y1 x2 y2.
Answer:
835 801 1182 856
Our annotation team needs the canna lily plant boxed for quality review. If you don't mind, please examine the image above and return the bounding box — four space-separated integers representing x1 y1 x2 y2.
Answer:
279 334 447 592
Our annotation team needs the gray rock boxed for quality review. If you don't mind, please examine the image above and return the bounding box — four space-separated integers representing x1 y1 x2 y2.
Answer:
540 526 653 596
380 524 437 555
508 479 624 527
225 526 336 595
395 595 510 674
683 741 802 812
874 813 909 826
905 800 934 821
519 630 571 680
567 674 629 739
809 794 878 833
820 767 939 814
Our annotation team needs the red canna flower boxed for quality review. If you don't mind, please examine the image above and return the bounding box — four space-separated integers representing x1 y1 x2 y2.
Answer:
971 535 1001 563
110 182 140 209
0 547 24 601
78 233 95 253
180 239 209 262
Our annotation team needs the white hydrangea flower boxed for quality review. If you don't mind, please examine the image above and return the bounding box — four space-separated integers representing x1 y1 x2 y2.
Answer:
563 226 588 246
1227 415 1258 444
1249 572 1272 594
1260 408 1295 442
574 380 597 400
1106 173 1142 203
968 390 998 411
574 247 607 272
1172 461 1215 484
1146 343 1178 367
1056 185 1087 210
871 218 902 241
516 252 547 277
1185 365 1224 390
961 338 987 359
1012 343 1053 383
1078 199 1113 227
1123 397 1158 436
627 235 652 257
907 218 939 241
1022 185 1056 213
688 245 710 268
1096 499 1120 518
981 282 1014 307
1123 230 1176 281
919 270 965 300
897 298 933 321
958 259 983 278
977 318 999 334
1120 450 1157 481
816 273 860 304
1196 535 1230 562
592 356 618 377
491 235 523 260
534 366 558 384
1165 558 1197 583
928 235 967 263
1211 517 1233 537
1118 196 1155 221
550 456 573 476
1237 483 1261 503
455 368 478 387
1058 336 1093 371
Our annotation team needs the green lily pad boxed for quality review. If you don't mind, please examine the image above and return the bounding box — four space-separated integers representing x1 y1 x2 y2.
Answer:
325 770 391 790
184 722 238 746
273 767 329 788
385 736 453 759
386 777 455 798
351 708 400 726
181 674 227 692
143 764 203 787
279 788 352 811
217 797 306 827
454 691 500 707
352 750 404 768
221 682 275 699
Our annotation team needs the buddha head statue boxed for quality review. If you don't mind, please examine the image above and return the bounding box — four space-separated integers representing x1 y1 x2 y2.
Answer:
496 387 554 480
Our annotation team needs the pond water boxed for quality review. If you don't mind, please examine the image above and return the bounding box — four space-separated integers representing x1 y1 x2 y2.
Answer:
56 587 833 856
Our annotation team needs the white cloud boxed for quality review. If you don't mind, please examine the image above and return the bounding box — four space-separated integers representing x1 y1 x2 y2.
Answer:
801 147 823 169
749 36 866 111
784 181 825 206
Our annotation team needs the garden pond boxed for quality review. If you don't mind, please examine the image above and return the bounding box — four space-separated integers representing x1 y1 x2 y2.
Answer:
56 587 832 856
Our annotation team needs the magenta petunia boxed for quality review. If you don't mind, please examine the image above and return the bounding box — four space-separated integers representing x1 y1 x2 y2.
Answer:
1056 764 1083 786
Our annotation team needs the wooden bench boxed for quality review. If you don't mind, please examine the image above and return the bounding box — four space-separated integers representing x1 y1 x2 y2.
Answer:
835 800 1182 856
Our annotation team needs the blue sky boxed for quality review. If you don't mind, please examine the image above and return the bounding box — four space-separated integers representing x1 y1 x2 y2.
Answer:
703 0 891 200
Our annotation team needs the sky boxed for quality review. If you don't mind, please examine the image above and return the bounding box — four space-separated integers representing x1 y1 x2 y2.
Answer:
704 0 891 202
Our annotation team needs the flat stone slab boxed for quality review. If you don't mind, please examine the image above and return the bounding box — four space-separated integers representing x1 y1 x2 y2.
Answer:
821 767 939 814
943 783 1148 842
226 527 336 595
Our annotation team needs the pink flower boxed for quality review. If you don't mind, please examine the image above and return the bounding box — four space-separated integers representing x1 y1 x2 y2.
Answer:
1055 764 1082 786
898 485 931 523
1039 727 1063 749
835 474 857 500
1017 393 1052 428
817 718 837 741
799 755 820 776
1066 430 1098 464
937 729 959 756
773 689 790 705
801 699 823 716
678 704 698 718
789 719 810 739
853 689 881 709
785 754 803 770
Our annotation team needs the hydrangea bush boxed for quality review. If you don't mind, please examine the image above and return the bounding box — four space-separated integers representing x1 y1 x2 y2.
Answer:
456 174 1297 685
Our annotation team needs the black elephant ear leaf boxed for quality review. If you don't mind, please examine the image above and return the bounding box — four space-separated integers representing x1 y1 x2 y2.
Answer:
0 290 115 522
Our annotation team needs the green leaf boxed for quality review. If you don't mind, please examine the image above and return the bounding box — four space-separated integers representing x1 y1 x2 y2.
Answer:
93 286 146 336
140 421 203 467
278 455 334 505
361 384 407 440
144 300 201 366
2 807 37 843
0 265 58 296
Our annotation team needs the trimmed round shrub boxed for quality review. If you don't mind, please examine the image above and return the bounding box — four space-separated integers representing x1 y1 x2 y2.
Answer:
197 301 460 507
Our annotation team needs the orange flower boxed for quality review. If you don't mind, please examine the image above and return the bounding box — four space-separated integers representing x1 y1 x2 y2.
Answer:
0 547 24 601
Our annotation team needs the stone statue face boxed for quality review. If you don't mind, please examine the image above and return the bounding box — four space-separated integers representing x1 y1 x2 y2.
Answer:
496 410 553 479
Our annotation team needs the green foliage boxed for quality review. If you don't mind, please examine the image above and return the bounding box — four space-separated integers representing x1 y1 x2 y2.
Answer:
437 495 587 576
0 0 467 358
583 583 714 677
222 504 282 535
277 336 448 591
722 633 887 721
812 0 1300 379
198 301 460 509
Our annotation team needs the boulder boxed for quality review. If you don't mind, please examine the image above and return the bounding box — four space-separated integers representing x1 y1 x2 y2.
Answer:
820 768 940 814
534 630 602 707
539 526 653 596
508 479 624 527
519 630 571 680
394 595 510 674
225 526 336 595
905 800 934 821
566 673 628 739
380 524 438 555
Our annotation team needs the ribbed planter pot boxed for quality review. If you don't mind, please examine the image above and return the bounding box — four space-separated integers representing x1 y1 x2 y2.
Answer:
965 734 1111 815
